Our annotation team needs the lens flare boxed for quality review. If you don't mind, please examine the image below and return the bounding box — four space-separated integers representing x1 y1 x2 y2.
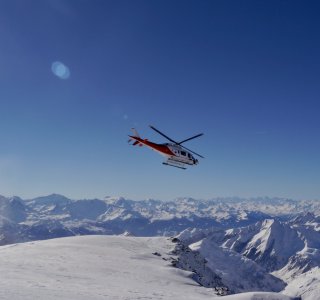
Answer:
51 61 70 79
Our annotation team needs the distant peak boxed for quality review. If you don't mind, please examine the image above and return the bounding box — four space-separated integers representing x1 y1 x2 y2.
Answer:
104 196 126 203
29 194 71 204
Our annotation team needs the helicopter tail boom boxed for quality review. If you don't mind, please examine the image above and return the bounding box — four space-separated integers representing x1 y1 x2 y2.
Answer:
128 136 144 147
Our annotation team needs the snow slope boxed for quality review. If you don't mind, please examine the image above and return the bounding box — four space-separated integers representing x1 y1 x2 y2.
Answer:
0 236 296 300
190 238 285 293
0 236 214 300
282 267 320 300
176 222 320 299
221 292 296 300
180 219 315 273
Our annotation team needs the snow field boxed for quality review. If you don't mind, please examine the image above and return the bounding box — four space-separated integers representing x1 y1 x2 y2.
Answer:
0 235 299 300
0 236 216 300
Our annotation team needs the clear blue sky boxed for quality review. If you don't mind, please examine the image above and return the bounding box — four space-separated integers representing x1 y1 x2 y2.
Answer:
0 0 319 200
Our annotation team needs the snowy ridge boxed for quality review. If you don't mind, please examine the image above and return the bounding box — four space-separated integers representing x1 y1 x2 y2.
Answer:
179 219 313 273
0 235 216 300
175 217 320 300
175 228 286 294
0 194 319 245
190 237 285 293
0 235 297 300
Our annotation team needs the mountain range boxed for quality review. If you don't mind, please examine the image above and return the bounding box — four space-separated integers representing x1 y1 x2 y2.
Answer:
174 213 319 299
1 194 319 245
0 194 319 299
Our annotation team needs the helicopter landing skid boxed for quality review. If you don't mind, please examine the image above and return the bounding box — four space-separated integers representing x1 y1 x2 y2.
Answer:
163 159 186 170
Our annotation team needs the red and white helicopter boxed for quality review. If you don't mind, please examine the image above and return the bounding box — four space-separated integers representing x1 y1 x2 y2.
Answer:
128 125 204 169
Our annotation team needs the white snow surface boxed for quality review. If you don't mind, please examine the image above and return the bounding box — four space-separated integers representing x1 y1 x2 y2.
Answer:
0 235 215 300
0 235 297 300
221 292 294 300
282 267 320 300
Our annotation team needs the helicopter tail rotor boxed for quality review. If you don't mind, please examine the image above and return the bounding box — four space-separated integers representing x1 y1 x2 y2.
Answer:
128 128 144 146
131 128 140 138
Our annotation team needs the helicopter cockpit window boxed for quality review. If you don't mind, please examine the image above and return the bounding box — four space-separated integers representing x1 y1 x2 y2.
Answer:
181 151 186 156
188 153 191 158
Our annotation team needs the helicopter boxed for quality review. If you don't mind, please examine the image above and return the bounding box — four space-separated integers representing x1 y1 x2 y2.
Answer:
128 125 204 169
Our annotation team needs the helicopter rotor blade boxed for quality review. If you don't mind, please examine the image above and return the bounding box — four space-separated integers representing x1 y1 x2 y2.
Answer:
178 133 204 145
149 125 179 144
181 145 204 158
150 125 204 158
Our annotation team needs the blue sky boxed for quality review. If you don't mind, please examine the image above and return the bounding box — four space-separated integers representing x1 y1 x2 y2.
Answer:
0 0 319 200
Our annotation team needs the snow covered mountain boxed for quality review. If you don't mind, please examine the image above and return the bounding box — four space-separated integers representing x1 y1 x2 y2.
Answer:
1 194 319 299
171 234 286 294
175 216 320 300
0 194 319 245
200 219 306 272
0 235 297 300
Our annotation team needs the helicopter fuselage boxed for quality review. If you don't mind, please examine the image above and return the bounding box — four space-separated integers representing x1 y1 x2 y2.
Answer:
128 126 203 169
128 136 198 166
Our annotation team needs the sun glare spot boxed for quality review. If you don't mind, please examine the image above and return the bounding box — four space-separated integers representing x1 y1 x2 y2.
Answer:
51 61 70 79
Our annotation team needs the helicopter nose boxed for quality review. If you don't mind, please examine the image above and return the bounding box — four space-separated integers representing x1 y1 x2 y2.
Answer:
194 159 199 165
